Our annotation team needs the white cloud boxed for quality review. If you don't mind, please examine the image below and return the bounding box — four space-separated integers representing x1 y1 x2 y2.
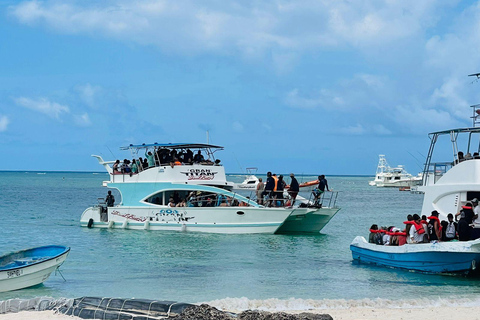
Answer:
0 115 9 132
14 97 70 119
9 0 447 57
341 124 366 135
373 124 392 135
285 88 344 110
76 83 102 109
74 113 92 127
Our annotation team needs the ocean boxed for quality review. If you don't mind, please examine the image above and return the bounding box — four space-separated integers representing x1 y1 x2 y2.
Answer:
1 171 480 311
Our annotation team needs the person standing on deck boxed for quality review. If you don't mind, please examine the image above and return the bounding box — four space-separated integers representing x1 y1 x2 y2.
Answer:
145 150 155 168
263 172 275 207
288 173 299 206
256 178 265 205
106 190 115 207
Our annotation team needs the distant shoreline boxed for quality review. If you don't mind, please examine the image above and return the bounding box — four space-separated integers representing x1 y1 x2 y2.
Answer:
0 170 373 177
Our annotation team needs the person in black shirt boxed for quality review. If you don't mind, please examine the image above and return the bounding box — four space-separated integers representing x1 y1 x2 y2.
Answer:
288 173 300 205
263 172 275 207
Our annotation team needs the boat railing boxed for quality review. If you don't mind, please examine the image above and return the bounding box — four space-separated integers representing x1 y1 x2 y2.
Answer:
296 190 339 208
109 162 225 183
318 191 339 208
422 162 452 185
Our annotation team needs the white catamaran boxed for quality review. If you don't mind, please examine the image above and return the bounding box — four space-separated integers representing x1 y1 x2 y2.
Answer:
80 143 340 234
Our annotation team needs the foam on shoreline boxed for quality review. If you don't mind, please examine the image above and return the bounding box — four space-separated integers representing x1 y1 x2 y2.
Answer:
205 296 480 312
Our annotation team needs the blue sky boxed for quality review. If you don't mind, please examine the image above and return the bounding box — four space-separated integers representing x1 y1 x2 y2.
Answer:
1 0 480 175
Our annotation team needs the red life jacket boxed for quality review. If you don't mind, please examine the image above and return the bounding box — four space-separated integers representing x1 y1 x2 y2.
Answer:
428 215 443 232
404 221 425 234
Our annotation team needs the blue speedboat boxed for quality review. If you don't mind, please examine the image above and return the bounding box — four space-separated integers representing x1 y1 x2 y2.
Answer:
0 245 70 292
350 236 480 274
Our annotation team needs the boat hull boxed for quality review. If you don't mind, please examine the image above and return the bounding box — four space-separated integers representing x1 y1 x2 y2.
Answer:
80 206 292 234
275 207 341 234
0 246 70 292
350 236 480 274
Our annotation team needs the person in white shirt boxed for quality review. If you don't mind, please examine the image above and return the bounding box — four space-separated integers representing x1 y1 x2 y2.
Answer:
409 214 425 244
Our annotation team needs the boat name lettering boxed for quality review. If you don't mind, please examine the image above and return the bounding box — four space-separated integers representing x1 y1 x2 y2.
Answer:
111 210 147 222
181 169 217 180
159 209 181 215
7 269 23 278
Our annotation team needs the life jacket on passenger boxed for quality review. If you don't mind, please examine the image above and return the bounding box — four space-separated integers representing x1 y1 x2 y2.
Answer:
403 221 425 234
273 175 279 191
427 215 442 241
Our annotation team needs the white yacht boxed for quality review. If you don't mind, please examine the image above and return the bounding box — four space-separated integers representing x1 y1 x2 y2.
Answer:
369 155 422 188
419 106 480 221
232 167 260 190
80 143 340 234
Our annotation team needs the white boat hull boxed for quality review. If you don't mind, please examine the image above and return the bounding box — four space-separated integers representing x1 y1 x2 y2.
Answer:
275 207 340 234
81 206 292 234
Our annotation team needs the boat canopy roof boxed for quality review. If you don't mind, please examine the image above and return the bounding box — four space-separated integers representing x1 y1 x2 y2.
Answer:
120 143 224 151
429 127 480 137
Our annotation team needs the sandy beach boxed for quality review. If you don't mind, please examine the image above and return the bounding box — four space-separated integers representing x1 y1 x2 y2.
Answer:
2 307 480 320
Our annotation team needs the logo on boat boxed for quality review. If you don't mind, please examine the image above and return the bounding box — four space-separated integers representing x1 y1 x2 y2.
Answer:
181 169 216 180
7 269 23 278
111 210 147 222
155 209 193 222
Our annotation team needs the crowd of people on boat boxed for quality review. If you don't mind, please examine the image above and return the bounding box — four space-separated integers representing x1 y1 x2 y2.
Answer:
111 147 221 174
369 199 480 245
455 151 480 164
255 173 329 207
158 191 251 208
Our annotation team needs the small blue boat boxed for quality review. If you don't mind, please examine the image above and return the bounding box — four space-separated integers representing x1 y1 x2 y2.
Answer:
350 236 480 274
0 245 70 292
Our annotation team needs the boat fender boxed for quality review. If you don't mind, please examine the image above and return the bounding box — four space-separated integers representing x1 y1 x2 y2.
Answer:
237 211 245 215
108 220 114 228
181 224 186 232
144 220 150 230
87 219 94 228
121 220 128 229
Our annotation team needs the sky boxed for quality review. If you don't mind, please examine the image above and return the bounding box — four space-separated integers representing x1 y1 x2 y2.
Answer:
2 0 480 175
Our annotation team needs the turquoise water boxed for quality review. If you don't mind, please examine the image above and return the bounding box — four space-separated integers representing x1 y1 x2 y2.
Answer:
1 171 480 309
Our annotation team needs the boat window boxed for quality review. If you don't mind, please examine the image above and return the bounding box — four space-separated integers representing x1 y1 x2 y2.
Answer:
467 192 480 202
145 189 251 207
145 193 164 205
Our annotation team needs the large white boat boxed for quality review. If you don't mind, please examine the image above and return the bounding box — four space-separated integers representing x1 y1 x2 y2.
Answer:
80 143 340 234
369 155 422 187
419 107 480 221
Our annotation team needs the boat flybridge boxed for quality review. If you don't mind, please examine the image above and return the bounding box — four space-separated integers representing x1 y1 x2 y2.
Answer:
368 155 422 188
419 106 480 221
80 142 341 234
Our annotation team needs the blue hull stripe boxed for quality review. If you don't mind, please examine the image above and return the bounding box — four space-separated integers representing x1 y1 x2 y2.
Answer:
350 245 480 273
